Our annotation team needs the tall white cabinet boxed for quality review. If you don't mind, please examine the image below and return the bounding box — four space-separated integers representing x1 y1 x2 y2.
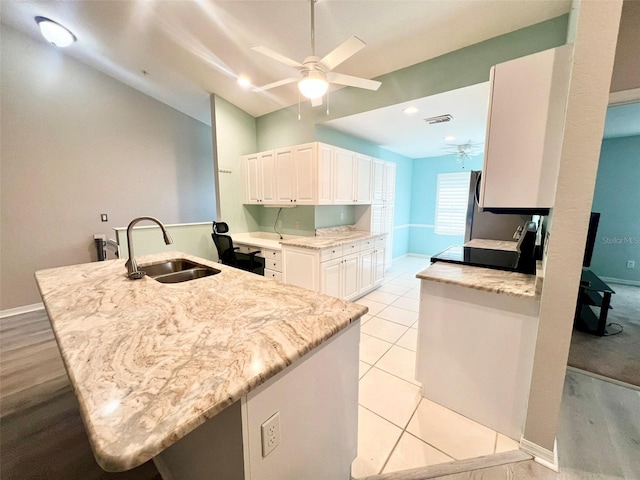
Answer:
480 45 572 211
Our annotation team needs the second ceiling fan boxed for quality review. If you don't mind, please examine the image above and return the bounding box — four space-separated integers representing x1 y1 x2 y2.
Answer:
251 0 382 106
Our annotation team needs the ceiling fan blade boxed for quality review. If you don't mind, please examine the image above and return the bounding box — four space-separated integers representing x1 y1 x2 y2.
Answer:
320 36 366 71
328 72 381 91
253 77 298 92
250 45 304 69
311 96 323 107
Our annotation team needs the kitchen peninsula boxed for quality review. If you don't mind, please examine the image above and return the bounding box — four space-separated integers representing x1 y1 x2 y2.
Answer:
415 260 542 441
35 252 367 479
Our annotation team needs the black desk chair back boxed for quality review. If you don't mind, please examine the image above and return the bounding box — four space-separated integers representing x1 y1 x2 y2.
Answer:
212 221 264 275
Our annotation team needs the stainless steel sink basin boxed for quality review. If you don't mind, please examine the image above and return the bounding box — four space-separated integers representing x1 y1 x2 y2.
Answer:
140 259 220 284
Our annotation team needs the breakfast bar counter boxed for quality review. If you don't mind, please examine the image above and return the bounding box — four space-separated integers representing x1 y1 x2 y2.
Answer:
35 251 366 478
415 261 542 441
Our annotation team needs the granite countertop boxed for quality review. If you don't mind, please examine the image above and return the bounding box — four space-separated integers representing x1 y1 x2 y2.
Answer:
463 239 519 251
35 252 367 472
280 231 384 250
230 232 288 251
416 261 543 299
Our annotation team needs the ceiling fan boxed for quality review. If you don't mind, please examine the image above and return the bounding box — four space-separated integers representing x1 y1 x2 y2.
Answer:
442 141 484 169
251 0 381 107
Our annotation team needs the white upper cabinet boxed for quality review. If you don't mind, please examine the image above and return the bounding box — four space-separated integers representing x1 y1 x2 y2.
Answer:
317 143 334 205
355 154 373 204
372 159 385 204
242 142 376 206
275 143 318 205
480 44 572 211
333 147 356 204
294 143 317 205
243 151 276 204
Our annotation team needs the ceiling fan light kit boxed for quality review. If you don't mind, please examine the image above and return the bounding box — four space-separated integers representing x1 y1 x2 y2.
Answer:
250 0 380 107
298 67 328 99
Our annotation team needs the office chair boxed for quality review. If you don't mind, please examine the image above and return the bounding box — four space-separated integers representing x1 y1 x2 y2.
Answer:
211 221 264 275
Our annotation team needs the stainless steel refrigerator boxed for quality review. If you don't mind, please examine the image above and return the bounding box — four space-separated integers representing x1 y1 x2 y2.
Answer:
464 171 531 243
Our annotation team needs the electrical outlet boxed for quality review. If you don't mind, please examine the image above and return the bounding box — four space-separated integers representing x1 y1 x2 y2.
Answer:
100 213 108 222
295 220 300 230
340 212 345 220
627 260 635 269
277 219 283 228
261 412 280 457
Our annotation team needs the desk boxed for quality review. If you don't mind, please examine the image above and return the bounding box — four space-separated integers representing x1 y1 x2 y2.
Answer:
574 268 615 336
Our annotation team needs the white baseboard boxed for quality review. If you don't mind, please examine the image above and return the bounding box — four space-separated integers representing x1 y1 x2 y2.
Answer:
520 437 558 472
599 276 640 287
0 302 45 319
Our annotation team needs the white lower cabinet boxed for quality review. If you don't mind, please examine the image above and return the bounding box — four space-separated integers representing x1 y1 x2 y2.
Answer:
284 236 386 300
154 322 360 480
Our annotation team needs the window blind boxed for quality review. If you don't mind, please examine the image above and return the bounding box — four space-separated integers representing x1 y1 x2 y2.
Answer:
434 172 470 236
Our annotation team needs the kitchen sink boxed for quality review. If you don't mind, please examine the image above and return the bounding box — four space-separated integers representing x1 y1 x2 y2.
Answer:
140 259 220 284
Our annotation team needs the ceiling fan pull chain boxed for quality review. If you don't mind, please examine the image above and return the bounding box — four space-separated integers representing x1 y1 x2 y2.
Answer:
326 90 330 116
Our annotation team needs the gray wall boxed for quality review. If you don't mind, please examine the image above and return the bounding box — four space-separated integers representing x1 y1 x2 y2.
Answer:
0 25 216 310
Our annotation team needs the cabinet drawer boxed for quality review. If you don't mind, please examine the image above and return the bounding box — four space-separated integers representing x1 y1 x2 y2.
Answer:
265 269 282 282
265 259 282 273
360 238 375 251
343 242 360 255
262 249 282 262
235 244 258 255
320 245 343 262
375 236 386 249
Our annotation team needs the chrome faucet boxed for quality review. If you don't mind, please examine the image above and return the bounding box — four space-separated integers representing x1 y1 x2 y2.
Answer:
125 216 173 279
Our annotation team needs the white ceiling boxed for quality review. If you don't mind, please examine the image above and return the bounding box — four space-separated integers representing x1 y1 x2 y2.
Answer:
1 0 571 125
324 82 491 158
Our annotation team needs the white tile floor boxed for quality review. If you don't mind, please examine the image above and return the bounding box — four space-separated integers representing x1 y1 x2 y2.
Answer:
351 255 519 478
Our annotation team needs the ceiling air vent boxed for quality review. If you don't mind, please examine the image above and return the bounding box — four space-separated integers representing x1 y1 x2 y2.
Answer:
423 114 453 124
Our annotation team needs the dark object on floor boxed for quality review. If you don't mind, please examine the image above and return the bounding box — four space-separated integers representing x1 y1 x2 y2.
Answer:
574 268 615 336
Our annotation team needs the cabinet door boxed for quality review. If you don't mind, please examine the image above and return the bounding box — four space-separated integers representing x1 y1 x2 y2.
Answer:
333 148 356 204
359 249 375 294
342 253 360 301
275 148 295 204
372 159 385 204
261 151 277 204
355 154 372 204
383 205 394 234
371 205 384 234
374 248 385 286
320 258 342 298
283 247 319 291
294 143 317 204
383 162 396 204
317 143 334 204
244 154 262 204
480 45 571 210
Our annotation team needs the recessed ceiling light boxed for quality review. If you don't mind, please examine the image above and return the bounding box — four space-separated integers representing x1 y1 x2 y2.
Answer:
237 76 252 89
35 16 76 47
444 135 456 141
403 106 419 115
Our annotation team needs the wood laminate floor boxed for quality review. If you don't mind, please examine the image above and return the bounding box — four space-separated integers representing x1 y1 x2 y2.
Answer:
1 309 638 480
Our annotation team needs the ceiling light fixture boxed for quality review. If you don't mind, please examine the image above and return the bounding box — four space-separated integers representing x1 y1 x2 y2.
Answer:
298 69 328 100
403 106 419 115
35 16 76 47
444 135 456 141
237 76 252 89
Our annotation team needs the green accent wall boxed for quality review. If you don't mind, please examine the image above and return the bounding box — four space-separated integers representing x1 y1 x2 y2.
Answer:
590 135 640 283
256 206 316 237
255 15 569 151
212 95 258 233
